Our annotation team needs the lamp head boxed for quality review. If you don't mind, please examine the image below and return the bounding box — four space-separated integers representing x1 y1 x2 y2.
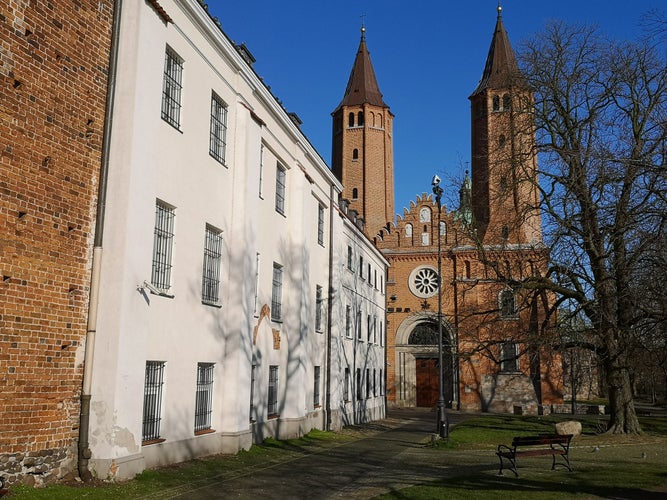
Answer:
431 174 441 186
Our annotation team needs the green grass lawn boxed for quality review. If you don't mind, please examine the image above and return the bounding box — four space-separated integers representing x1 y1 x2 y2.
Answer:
8 414 667 499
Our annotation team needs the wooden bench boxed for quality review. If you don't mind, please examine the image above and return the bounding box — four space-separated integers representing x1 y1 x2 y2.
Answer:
496 434 573 477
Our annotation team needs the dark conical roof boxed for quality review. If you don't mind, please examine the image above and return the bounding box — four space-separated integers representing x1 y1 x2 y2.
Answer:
470 5 528 96
335 27 388 111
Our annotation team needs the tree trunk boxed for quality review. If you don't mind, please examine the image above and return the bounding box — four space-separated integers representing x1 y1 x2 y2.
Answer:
606 360 642 434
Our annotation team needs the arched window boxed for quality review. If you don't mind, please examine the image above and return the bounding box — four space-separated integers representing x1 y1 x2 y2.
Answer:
357 111 364 126
405 223 412 237
348 112 355 127
408 323 438 345
352 148 359 160
352 188 358 199
500 342 519 372
499 134 506 148
503 93 511 110
499 290 516 318
376 114 383 128
439 221 446 236
501 226 509 240
492 95 500 111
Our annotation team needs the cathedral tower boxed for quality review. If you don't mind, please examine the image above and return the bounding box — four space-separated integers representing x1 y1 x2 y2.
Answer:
469 5 541 246
332 26 394 238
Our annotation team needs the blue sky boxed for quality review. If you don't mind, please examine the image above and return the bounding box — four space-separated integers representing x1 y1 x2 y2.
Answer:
211 1 663 213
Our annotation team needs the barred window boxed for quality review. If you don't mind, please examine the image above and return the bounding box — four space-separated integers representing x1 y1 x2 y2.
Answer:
162 47 183 128
345 304 352 338
202 225 223 305
275 163 286 215
194 363 214 433
152 201 175 292
209 93 228 164
313 366 321 407
317 203 325 246
271 263 283 321
268 365 279 416
315 285 323 332
142 361 165 443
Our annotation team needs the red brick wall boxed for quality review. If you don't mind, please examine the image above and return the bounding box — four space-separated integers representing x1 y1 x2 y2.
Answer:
0 0 113 485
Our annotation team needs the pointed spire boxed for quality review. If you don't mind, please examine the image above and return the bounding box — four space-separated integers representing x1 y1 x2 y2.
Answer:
470 4 527 96
335 25 388 110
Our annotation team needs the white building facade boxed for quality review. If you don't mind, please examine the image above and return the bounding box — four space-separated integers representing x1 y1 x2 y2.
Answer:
87 0 386 480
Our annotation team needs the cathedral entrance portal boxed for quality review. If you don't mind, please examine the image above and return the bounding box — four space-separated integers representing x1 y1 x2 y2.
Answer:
393 316 455 408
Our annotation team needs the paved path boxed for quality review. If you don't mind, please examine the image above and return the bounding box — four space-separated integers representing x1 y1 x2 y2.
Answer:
149 408 489 499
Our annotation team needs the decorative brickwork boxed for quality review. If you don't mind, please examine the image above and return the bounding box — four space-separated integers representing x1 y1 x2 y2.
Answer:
0 0 113 485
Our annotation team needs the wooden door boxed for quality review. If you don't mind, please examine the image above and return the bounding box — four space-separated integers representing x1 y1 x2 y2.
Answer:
415 358 438 407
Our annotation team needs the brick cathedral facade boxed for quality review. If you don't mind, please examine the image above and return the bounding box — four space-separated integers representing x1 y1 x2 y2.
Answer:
332 8 564 412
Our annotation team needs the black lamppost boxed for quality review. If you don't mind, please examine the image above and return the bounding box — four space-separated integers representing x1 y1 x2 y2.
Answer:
432 175 448 438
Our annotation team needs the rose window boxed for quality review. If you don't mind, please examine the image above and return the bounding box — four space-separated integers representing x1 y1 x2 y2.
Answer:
408 266 440 298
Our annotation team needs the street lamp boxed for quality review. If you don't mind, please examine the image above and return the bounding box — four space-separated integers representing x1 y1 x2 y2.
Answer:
431 175 448 439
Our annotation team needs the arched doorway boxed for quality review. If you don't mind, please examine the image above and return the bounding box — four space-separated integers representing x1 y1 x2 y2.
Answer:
393 314 455 408
409 323 453 408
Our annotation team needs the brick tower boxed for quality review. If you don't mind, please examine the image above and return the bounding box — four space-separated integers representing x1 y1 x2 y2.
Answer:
468 5 541 246
332 26 394 238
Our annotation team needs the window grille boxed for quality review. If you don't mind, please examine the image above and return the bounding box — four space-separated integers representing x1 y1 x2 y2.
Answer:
209 93 227 164
271 263 283 321
202 225 222 304
315 285 323 331
275 163 286 214
142 361 165 442
162 47 182 128
313 366 321 407
152 201 175 292
194 363 214 432
317 204 325 246
268 365 279 416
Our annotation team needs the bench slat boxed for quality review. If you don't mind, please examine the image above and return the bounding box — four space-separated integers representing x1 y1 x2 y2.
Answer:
497 433 573 477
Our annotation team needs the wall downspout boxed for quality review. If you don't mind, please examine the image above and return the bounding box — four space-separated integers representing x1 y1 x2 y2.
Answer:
325 185 336 431
78 0 123 481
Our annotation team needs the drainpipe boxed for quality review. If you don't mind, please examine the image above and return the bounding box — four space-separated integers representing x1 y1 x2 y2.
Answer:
78 0 123 481
325 184 336 431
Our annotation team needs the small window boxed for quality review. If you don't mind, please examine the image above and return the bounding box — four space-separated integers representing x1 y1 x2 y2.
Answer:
317 203 325 246
439 221 447 236
202 225 223 305
357 111 364 126
345 304 352 338
194 363 214 433
209 93 228 164
503 94 511 111
352 148 359 160
271 263 283 321
356 310 362 341
268 365 279 416
492 95 500 112
499 134 506 148
348 112 354 127
347 245 353 270
352 188 358 199
315 285 324 332
313 366 321 407
502 225 509 240
359 256 364 278
344 368 350 401
464 261 471 279
162 47 183 128
275 163 286 215
142 361 165 443
501 342 519 372
405 223 412 237
356 368 362 400
499 289 516 318
366 368 371 399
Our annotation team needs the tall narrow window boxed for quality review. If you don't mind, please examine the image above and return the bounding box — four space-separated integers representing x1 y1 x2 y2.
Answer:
152 201 175 292
313 366 321 407
249 363 256 422
275 163 286 215
356 310 362 341
492 94 500 112
194 363 214 433
161 47 183 128
501 342 519 372
315 285 323 332
253 253 260 315
268 365 279 416
271 263 283 321
258 145 264 198
379 369 383 395
367 314 372 342
373 368 377 396
352 148 359 160
209 93 228 164
317 203 325 246
359 256 363 278
344 368 350 401
142 361 165 443
357 111 364 126
366 368 371 399
348 112 354 127
352 187 358 199
500 289 516 318
347 245 353 270
345 304 352 338
356 368 362 400
503 93 511 110
202 225 223 305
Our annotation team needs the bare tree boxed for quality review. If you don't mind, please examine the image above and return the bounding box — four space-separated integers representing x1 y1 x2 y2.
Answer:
518 21 667 433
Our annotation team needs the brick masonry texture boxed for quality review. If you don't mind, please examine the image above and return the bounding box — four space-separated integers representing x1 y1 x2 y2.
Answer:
0 0 113 485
